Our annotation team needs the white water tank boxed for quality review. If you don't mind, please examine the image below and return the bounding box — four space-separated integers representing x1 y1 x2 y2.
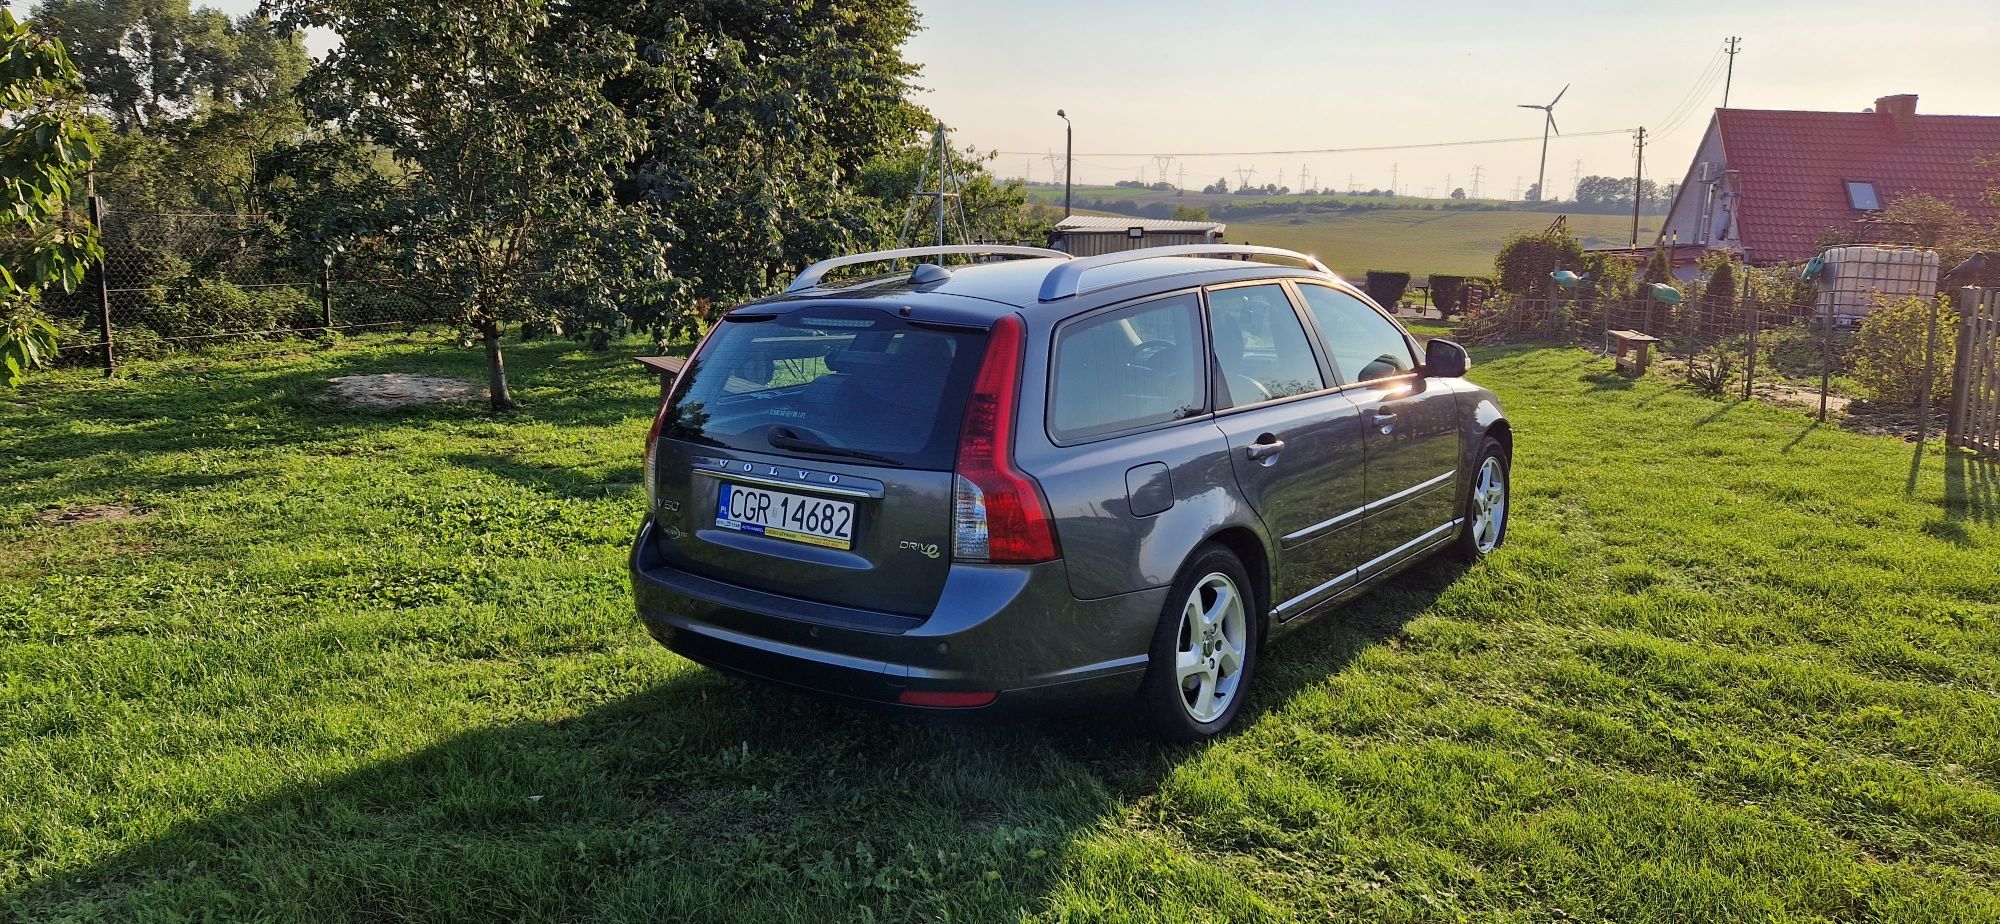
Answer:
1815 246 1938 324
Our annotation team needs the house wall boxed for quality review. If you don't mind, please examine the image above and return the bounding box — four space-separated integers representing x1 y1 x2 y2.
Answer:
1659 119 1738 254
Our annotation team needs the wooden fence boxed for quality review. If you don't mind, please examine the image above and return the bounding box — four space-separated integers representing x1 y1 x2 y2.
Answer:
1949 288 2000 456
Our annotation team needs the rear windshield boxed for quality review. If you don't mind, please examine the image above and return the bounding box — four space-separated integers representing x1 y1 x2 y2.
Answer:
664 305 986 470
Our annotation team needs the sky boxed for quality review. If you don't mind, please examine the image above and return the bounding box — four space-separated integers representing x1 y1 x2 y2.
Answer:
198 0 2000 200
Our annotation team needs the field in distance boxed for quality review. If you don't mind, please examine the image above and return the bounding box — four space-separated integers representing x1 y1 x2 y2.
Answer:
1031 185 1664 283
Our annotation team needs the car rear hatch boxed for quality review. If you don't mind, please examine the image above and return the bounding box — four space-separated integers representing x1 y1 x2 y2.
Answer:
646 302 988 617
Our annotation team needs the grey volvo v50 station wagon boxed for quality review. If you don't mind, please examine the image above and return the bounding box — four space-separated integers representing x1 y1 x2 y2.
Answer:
631 244 1510 739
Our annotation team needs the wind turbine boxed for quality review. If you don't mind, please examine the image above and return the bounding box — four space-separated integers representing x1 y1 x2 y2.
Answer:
1518 84 1568 202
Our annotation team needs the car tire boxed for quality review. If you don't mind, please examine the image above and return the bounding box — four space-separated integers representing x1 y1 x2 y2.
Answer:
1139 544 1259 742
1452 436 1510 563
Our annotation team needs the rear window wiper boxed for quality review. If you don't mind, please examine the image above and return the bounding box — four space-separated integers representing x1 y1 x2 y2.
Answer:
767 428 906 467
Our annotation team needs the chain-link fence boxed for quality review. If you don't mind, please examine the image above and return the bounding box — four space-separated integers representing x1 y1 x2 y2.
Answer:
39 207 452 372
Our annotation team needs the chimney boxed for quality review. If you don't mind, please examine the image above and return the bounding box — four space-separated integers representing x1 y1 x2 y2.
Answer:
1875 94 1918 140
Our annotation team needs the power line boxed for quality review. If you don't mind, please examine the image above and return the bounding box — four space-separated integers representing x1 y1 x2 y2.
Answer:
992 127 1633 160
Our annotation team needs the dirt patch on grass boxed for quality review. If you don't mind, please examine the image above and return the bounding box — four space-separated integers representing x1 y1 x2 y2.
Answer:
327 373 479 408
35 504 152 527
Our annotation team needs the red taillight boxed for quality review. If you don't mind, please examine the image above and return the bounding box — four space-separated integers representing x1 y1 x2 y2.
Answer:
952 314 1059 564
897 689 998 708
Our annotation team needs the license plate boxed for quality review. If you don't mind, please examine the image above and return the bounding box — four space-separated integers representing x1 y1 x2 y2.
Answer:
715 483 855 550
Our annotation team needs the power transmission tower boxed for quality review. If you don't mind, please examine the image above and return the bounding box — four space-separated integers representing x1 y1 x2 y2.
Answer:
1470 165 1484 199
1390 162 1399 195
1571 159 1583 201
1042 150 1063 187
1346 173 1355 193
1630 126 1647 247
1177 164 1186 191
1300 162 1310 192
1233 165 1257 189
1445 173 1452 196
1722 37 1742 108
897 123 969 248
1153 155 1176 189
1512 176 1522 200
1423 186 1434 199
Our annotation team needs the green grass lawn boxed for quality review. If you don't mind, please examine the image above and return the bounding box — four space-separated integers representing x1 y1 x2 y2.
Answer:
4 334 1998 922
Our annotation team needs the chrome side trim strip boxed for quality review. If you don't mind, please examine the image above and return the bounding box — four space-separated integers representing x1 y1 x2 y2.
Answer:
693 469 879 499
1369 470 1456 512
1281 503 1367 544
1279 469 1456 545
1274 517 1464 615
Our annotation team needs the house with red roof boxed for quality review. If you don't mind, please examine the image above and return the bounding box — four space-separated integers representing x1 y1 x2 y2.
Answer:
1657 94 2000 265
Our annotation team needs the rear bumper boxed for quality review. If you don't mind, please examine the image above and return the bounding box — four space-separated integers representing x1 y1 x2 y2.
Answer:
628 518 1162 713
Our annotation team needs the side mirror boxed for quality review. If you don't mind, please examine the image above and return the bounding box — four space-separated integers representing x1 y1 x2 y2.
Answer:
1425 339 1470 378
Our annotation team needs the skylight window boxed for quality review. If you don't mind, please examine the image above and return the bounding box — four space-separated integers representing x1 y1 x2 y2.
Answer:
1846 180 1881 211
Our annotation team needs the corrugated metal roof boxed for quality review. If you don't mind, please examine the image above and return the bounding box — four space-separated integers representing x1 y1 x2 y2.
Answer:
1712 105 2000 262
1055 215 1226 234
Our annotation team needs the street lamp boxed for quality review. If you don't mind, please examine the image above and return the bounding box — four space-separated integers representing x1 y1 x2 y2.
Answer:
1057 109 1072 218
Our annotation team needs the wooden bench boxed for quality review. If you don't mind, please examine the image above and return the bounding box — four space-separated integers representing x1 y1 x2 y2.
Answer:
633 355 687 404
1604 330 1662 377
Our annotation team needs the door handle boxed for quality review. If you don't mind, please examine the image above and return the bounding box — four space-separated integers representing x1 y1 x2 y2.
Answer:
1371 410 1398 434
1245 437 1286 461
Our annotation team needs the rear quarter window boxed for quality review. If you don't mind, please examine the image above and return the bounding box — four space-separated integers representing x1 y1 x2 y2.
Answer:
1047 292 1205 442
665 306 982 470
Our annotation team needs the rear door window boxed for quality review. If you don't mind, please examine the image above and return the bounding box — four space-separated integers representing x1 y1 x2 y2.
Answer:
1205 283 1326 408
665 306 983 470
1295 285 1418 383
1048 292 1205 442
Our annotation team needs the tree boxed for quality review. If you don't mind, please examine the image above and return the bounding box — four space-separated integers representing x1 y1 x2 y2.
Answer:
1450 187 1466 200
568 0 924 317
275 0 670 411
2 9 102 387
34 0 307 134
1171 204 1211 222
1879 193 1995 270
1493 226 1582 295
1202 177 1228 194
1525 182 1542 203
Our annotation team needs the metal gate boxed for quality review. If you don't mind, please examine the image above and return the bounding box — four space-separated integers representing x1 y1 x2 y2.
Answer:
1950 288 2000 456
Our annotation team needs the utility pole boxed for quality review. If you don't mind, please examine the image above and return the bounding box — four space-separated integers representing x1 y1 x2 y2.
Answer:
1177 164 1186 192
1057 109 1073 217
1470 165 1484 199
1631 126 1646 248
1722 37 1742 108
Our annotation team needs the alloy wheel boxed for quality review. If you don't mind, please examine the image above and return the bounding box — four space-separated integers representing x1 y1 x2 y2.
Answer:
1174 572 1249 723
1470 455 1508 553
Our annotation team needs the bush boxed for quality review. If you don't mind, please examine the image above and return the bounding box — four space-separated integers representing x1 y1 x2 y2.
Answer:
1493 228 1583 295
1853 295 1955 406
136 279 296 343
1364 270 1411 309
1429 275 1465 318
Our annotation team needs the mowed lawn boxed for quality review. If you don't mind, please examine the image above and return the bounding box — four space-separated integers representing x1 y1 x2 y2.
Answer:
3 334 1998 922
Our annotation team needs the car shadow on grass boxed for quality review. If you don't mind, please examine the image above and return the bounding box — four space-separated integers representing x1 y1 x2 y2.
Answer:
5 568 1456 922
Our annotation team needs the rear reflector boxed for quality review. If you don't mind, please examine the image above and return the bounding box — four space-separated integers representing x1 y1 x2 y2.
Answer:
896 690 998 708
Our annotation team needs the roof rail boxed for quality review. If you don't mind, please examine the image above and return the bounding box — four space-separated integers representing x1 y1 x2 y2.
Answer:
786 245 1070 294
1036 244 1333 302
